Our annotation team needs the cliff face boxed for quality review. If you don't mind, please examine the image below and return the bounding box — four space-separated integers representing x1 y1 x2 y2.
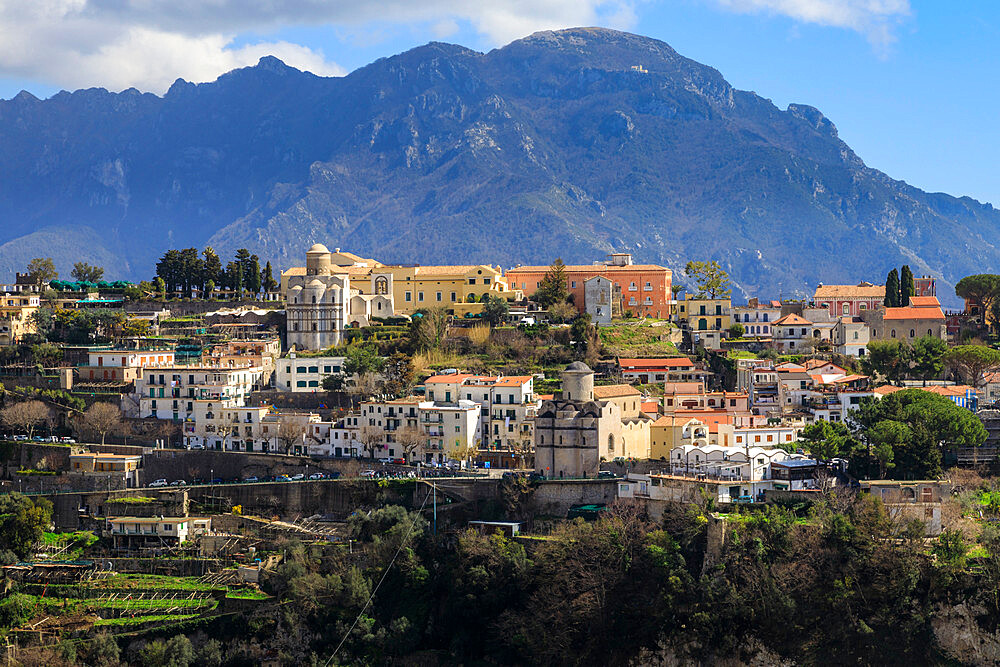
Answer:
0 27 996 301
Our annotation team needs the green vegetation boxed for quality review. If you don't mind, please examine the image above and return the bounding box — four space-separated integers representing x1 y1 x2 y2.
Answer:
95 613 202 627
599 323 679 357
104 496 155 504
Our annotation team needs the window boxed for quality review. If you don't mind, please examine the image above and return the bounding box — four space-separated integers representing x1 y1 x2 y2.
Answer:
468 278 476 285
297 381 307 387
436 292 442 301
909 329 915 338
644 281 652 291
890 329 896 338
629 282 637 291
405 291 411 302
418 292 424 301
629 297 637 305
323 366 331 373
571 281 577 288
842 303 850 315
451 292 457 302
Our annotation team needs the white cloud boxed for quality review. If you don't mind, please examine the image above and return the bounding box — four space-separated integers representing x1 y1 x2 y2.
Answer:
0 0 636 94
713 0 911 51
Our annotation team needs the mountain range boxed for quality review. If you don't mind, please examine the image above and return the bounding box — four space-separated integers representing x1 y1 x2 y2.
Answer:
0 27 995 304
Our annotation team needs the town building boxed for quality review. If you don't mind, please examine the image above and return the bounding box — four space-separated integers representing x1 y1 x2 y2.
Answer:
506 253 672 319
285 244 396 351
69 453 142 488
731 298 782 338
861 296 948 342
135 363 266 422
0 292 40 345
813 282 885 318
79 347 176 383
584 275 620 325
358 397 480 464
276 354 345 392
618 357 700 384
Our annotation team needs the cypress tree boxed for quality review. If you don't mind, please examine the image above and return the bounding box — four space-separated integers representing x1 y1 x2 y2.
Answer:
900 265 914 306
885 269 900 308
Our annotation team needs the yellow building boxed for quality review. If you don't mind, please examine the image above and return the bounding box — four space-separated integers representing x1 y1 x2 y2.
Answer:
676 296 732 332
650 415 707 460
0 293 40 345
281 248 521 317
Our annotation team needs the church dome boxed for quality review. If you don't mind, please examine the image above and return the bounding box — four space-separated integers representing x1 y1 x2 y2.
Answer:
307 243 330 254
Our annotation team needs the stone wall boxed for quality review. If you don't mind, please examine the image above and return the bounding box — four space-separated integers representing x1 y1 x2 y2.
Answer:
526 479 618 517
139 449 358 484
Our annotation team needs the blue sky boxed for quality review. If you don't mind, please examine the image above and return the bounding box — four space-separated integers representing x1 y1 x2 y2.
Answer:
0 1 995 206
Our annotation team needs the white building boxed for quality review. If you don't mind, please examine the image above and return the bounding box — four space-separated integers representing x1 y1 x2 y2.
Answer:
136 363 265 422
276 354 346 392
359 397 481 464
285 244 395 351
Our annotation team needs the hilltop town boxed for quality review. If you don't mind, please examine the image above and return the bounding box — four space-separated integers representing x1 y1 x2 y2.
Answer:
2 247 1000 664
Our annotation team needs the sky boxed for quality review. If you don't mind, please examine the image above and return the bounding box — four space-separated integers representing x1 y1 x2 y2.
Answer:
0 0 995 206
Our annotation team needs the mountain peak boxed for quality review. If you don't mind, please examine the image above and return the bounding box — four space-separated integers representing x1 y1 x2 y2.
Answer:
255 55 295 74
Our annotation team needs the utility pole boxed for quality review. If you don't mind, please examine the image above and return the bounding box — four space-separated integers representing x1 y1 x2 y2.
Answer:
433 482 437 536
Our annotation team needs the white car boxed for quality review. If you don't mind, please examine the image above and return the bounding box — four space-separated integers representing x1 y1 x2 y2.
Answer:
308 473 324 480
188 443 205 450
170 480 187 486
378 457 392 464
149 479 168 487
290 473 305 481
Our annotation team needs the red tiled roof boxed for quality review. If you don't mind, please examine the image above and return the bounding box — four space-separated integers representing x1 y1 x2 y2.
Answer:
424 374 476 384
909 296 940 307
619 357 694 369
774 313 811 326
493 376 533 387
883 306 944 320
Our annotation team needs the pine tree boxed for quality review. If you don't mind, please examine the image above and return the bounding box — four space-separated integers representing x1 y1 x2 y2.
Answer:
533 258 568 307
900 265 914 307
262 262 277 293
884 268 900 308
247 255 262 296
202 247 223 292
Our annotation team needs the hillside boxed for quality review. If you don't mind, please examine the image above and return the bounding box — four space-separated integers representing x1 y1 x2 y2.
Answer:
0 27 995 302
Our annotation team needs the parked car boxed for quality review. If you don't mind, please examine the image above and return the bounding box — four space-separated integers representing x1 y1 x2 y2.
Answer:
149 479 169 487
59 437 75 443
243 476 260 483
308 473 324 480
275 475 291 482
360 470 376 477
210 478 223 484
596 471 617 479
169 480 187 486
12 435 27 441
377 457 392 464
328 471 342 479
188 443 205 450
290 473 305 481
392 458 405 465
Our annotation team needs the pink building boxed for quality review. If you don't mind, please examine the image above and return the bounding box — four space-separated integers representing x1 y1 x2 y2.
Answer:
813 282 885 318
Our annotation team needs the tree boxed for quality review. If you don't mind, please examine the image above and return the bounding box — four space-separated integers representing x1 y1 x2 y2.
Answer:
798 421 856 461
899 265 914 307
0 494 52 559
548 301 577 324
864 339 910 383
26 258 58 288
71 262 104 283
942 345 1000 392
482 295 510 327
201 247 223 291
670 284 685 300
276 419 308 455
153 277 166 299
0 400 51 439
533 259 569 307
381 352 416 398
262 261 278 293
684 260 732 298
911 335 947 384
412 308 451 350
394 425 424 463
246 254 262 296
884 268 900 308
358 424 386 458
344 343 385 377
204 279 215 299
955 274 1000 327
867 420 908 478
728 323 745 338
79 402 121 445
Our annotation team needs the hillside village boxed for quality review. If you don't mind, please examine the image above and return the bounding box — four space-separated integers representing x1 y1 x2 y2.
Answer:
3 247 1000 663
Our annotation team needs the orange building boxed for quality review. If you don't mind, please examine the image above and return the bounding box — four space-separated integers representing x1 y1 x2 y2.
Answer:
506 253 672 318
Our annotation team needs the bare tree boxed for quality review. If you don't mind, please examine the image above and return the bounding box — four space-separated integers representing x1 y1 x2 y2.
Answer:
79 402 121 445
509 433 535 470
276 419 308 455
350 372 380 402
394 425 425 463
358 424 385 459
454 439 481 470
1 400 51 439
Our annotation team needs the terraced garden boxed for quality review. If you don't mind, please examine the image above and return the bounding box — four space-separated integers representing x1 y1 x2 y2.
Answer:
10 572 269 637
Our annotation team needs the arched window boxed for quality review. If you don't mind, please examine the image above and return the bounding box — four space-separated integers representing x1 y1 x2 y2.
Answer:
311 295 316 303
374 276 389 295
608 434 615 452
763 313 769 322
890 329 896 338
927 329 933 336
909 329 915 338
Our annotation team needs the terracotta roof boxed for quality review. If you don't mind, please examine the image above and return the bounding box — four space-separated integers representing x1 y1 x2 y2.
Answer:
641 400 660 414
925 385 974 397
803 359 847 373
424 374 476 384
411 265 496 276
593 384 642 399
619 357 694 369
507 264 670 273
773 313 811 326
493 376 533 387
652 415 700 427
662 382 705 395
874 385 904 395
814 283 885 299
909 296 940 307
883 306 945 320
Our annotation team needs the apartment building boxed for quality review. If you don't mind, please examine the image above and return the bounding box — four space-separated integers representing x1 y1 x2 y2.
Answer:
618 357 699 384
79 347 176 383
184 405 319 454
0 292 40 345
276 355 345 391
136 363 265 422
359 397 480 463
507 253 672 319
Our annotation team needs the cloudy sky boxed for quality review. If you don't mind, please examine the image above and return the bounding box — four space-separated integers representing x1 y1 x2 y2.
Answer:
0 0 996 206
